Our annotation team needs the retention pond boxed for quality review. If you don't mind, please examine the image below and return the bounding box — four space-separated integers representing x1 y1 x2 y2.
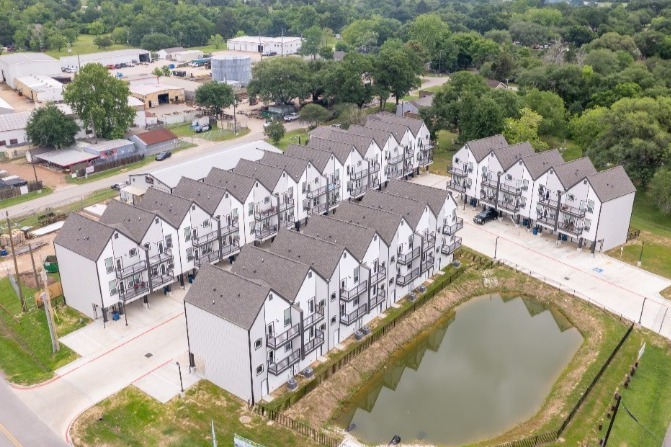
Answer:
338 294 583 446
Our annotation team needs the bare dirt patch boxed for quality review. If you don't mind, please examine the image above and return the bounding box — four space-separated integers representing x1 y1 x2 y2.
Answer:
0 158 66 189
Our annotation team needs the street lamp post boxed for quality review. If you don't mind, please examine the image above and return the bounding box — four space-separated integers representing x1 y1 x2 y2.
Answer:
494 236 500 259
637 241 645 267
176 361 184 393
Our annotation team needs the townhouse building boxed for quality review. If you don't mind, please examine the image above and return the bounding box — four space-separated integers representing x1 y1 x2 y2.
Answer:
346 124 402 183
368 112 433 173
307 138 367 200
364 115 418 178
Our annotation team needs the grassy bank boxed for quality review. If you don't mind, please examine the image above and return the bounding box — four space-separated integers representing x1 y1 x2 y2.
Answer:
0 277 89 384
169 123 250 142
266 128 309 151
45 34 128 59
430 129 458 175
0 187 53 210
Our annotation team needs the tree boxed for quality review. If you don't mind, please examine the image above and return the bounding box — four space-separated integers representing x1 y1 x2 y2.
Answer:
588 32 641 59
318 45 334 60
265 121 285 144
299 104 331 126
111 27 129 45
649 168 671 214
141 33 177 52
248 57 311 105
374 40 423 105
93 35 112 49
63 63 136 140
522 89 566 137
195 82 235 119
25 103 79 149
568 107 608 149
323 53 374 108
407 13 450 59
299 25 324 59
208 34 225 49
504 108 548 151
334 103 366 128
152 66 171 82
458 94 505 142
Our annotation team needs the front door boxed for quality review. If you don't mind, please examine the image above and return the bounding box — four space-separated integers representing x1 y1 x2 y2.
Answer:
116 258 122 271
158 242 164 254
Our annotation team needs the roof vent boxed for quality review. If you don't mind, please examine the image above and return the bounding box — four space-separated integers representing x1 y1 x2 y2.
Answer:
212 300 215 305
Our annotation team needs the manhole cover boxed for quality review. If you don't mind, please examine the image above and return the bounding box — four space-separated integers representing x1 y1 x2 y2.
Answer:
145 353 153 358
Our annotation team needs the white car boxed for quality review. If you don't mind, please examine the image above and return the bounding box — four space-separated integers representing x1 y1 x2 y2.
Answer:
284 112 300 122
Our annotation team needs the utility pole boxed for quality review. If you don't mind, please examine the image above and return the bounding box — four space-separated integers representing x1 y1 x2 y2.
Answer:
5 211 26 312
40 267 59 353
28 243 40 293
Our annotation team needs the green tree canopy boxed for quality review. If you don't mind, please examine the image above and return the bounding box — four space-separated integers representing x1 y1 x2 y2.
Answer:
208 34 225 49
141 33 177 51
648 167 671 214
299 25 324 59
504 107 548 151
264 121 286 144
248 57 311 105
323 53 374 108
195 82 235 119
374 39 423 106
298 103 331 126
522 88 566 137
25 103 79 149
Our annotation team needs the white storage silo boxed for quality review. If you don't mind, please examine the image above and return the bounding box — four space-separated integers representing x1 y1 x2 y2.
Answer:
211 56 252 87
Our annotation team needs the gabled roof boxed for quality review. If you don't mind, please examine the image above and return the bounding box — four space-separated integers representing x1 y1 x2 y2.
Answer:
409 96 434 109
364 117 408 142
347 124 400 149
521 149 564 180
234 159 285 192
492 142 535 171
232 246 318 302
136 187 193 228
587 166 636 202
268 229 346 279
303 214 378 260
99 200 156 244
0 111 31 132
329 201 403 246
205 167 257 204
173 177 227 215
553 157 597 190
54 213 114 262
285 145 334 172
309 127 376 157
134 128 178 146
384 179 453 218
465 135 508 162
259 151 311 182
161 47 184 54
184 263 275 330
361 189 430 229
368 112 425 137
307 138 355 165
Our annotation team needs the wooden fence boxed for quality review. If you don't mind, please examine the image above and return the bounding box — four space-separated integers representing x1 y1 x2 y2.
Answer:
252 406 341 447
34 281 63 306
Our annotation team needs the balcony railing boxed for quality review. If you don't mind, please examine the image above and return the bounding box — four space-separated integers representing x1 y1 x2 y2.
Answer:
560 203 586 218
279 198 295 212
479 193 497 208
396 268 420 286
404 146 413 156
370 289 386 308
558 220 584 237
350 185 366 198
221 218 239 237
422 233 436 251
420 255 435 273
446 180 467 193
498 200 521 213
403 163 414 176
351 168 368 181
194 250 219 267
315 202 329 214
418 154 433 167
193 229 218 247
341 280 368 301
440 237 462 256
500 183 522 196
254 225 278 241
303 307 324 329
254 205 278 220
370 270 386 286
388 154 403 165
369 162 381 173
268 349 301 375
442 217 464 236
303 330 324 355
151 269 175 289
397 247 421 265
267 323 300 350
449 166 469 177
116 260 147 280
536 215 556 229
340 303 368 326
538 195 559 209
119 281 149 301
221 240 240 257
306 185 328 199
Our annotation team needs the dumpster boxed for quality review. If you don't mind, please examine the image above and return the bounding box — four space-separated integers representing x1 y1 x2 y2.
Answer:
43 255 59 273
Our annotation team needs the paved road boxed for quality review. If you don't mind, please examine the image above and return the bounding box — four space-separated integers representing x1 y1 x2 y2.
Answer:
0 376 66 447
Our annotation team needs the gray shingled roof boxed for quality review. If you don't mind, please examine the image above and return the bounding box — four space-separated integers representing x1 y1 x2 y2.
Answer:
136 187 193 229
330 201 403 246
384 179 452 218
369 112 424 137
364 117 407 142
285 145 333 172
232 245 315 302
303 214 377 260
309 127 375 157
54 213 114 262
99 200 156 244
259 151 311 182
521 149 565 180
493 142 535 171
205 167 257 204
361 189 429 229
268 229 345 278
184 263 274 330
234 159 285 193
466 135 508 162
307 138 355 165
553 157 597 190
587 166 636 202
347 124 400 149
173 177 227 216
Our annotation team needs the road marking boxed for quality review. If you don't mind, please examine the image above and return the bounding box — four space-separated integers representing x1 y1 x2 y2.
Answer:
0 421 23 447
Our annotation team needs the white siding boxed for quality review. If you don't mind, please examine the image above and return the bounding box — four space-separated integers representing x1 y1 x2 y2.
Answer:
596 193 634 252
54 245 102 319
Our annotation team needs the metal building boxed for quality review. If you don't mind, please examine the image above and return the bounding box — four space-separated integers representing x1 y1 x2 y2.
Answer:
211 56 252 86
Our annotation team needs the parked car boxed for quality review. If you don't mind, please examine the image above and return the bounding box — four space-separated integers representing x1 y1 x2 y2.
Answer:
194 124 210 133
111 183 124 191
155 151 172 161
284 112 300 122
473 208 498 224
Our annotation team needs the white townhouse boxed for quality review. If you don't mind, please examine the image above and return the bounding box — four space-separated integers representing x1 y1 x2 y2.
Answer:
307 138 367 200
258 150 334 223
268 229 363 348
365 115 417 178
310 127 383 190
205 168 277 244
447 134 509 202
233 159 297 231
303 215 388 336
478 142 535 218
284 144 343 216
368 112 433 174
347 124 402 184
384 180 461 268
136 187 211 282
173 177 243 262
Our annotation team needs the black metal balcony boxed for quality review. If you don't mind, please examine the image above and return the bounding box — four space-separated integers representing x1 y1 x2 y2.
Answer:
449 166 469 177
558 220 584 237
351 168 368 181
499 182 522 196
341 280 368 301
303 330 324 355
279 198 295 212
370 271 386 286
404 146 413 156
370 289 386 308
498 200 521 213
349 185 366 198
422 233 436 251
397 247 421 265
369 162 381 173
306 184 328 199
193 229 218 247
151 269 175 289
396 268 420 286
481 176 498 189
418 149 433 166
303 307 324 329
538 195 559 209
149 247 172 266
340 303 368 326
119 281 149 301
446 180 467 193
116 260 147 280
268 349 301 375
194 250 219 267
560 203 586 218
442 217 464 236
254 224 278 241
254 205 278 220
479 191 497 208
267 323 300 350
221 240 240 257
315 202 329 214
440 237 462 256
420 255 434 273
536 214 556 229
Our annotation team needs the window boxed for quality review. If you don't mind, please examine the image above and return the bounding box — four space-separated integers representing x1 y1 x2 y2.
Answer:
308 271 312 278
285 343 292 352
105 257 113 273
584 219 592 231
354 298 359 306
9 139 17 145
314 177 319 184
308 299 314 313
331 316 337 325
567 194 575 201
114 233 119 239
587 200 594 213
165 234 173 248
331 292 336 302
248 202 254 216
254 338 262 350
250 225 255 235
109 280 117 296
284 308 291 327
186 247 193 260
264 196 270 204
144 243 150 249
184 226 191 241
302 182 306 192
129 248 137 257
0 141 5 146
203 219 210 227
256 365 264 376
353 267 360 283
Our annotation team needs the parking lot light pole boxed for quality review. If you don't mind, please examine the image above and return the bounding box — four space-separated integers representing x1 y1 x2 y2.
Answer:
494 236 500 259
176 361 184 393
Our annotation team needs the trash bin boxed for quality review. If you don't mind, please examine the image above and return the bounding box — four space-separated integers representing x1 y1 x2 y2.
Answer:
562 234 568 241
522 218 529 227
532 227 538 235
112 311 120 321
188 274 194 284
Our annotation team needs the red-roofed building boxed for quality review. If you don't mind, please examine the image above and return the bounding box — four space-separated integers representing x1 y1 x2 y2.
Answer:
130 128 179 154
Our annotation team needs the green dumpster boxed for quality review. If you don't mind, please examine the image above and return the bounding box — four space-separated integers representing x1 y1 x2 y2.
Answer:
43 255 59 273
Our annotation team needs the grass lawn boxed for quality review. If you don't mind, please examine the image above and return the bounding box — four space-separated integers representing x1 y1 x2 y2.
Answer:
0 187 53 210
430 129 458 175
630 192 671 239
266 128 309 151
45 34 128 59
0 277 89 384
71 381 323 447
187 43 227 54
169 123 250 142
15 188 118 228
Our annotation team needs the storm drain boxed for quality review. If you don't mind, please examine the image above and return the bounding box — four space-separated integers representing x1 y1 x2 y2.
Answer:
145 353 153 358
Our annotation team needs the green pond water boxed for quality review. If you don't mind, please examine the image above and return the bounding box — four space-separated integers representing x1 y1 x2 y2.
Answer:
338 294 583 446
